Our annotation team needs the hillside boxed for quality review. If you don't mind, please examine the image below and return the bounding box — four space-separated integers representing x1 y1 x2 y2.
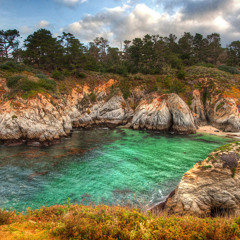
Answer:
0 62 240 145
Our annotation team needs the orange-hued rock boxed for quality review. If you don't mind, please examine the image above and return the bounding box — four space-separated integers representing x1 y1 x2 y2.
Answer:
0 78 198 144
164 142 240 216
95 79 116 93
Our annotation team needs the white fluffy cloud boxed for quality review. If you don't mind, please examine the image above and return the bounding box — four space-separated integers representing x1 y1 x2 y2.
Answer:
37 20 50 29
63 1 240 46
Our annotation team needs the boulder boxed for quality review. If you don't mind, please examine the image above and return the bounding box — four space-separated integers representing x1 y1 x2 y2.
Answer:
207 98 240 132
164 142 240 217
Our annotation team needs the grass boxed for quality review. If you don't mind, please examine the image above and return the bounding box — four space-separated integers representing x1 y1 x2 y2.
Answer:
1 204 240 239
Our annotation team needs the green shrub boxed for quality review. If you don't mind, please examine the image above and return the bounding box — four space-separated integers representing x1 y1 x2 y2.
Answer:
19 79 40 92
52 69 65 80
218 65 240 74
6 75 25 88
147 82 158 93
203 165 212 169
196 62 214 68
76 72 86 79
21 90 40 99
163 75 171 89
7 74 56 94
116 65 128 77
171 79 185 93
232 167 236 178
0 61 24 72
89 92 97 102
38 78 56 91
133 74 143 81
177 69 186 79
36 73 47 79
63 69 70 77
119 80 131 99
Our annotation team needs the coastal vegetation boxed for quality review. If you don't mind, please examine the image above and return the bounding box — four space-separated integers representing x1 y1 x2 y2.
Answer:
1 204 240 240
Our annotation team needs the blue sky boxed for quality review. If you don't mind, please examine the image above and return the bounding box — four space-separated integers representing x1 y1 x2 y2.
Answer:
0 0 240 47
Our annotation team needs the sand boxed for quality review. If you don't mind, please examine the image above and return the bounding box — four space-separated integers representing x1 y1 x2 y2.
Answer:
197 125 240 139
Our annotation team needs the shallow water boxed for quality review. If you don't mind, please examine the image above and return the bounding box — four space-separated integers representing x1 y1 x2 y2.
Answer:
0 129 230 211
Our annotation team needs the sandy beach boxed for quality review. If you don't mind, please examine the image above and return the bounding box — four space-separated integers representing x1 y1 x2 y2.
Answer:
197 125 240 139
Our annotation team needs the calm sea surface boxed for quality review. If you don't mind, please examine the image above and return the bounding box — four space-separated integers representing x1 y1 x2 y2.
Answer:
0 128 230 211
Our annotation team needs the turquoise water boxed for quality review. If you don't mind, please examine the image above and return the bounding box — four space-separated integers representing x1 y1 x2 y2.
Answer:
0 129 230 211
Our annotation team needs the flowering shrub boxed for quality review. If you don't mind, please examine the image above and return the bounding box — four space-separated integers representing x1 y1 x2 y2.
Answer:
1 204 240 239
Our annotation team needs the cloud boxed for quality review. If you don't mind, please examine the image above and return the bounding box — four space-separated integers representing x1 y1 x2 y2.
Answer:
63 2 240 46
36 20 50 29
20 26 33 35
54 0 87 7
20 21 51 37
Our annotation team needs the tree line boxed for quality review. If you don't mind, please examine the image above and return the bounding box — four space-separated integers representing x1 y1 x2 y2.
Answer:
0 28 240 75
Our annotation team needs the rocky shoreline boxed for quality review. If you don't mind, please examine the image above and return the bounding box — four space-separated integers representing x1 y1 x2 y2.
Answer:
2 78 240 146
150 141 240 217
0 79 197 146
1 77 240 217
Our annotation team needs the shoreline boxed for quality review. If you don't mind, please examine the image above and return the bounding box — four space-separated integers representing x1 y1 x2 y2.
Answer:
197 125 240 139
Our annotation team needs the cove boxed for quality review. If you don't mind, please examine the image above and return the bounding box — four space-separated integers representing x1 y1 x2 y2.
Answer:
0 129 230 212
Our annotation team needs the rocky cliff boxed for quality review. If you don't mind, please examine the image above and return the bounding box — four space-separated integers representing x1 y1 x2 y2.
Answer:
0 79 197 146
161 142 240 217
1 65 240 146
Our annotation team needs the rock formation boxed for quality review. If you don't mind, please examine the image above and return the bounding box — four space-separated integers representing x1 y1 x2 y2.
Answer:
190 89 207 126
0 79 197 145
163 142 240 217
206 97 240 132
131 93 196 134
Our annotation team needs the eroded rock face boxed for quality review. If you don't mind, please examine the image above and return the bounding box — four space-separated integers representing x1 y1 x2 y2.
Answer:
131 96 172 131
75 95 133 128
191 89 206 126
167 93 196 134
131 93 196 134
0 79 197 145
207 97 240 132
0 95 71 144
164 142 240 217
